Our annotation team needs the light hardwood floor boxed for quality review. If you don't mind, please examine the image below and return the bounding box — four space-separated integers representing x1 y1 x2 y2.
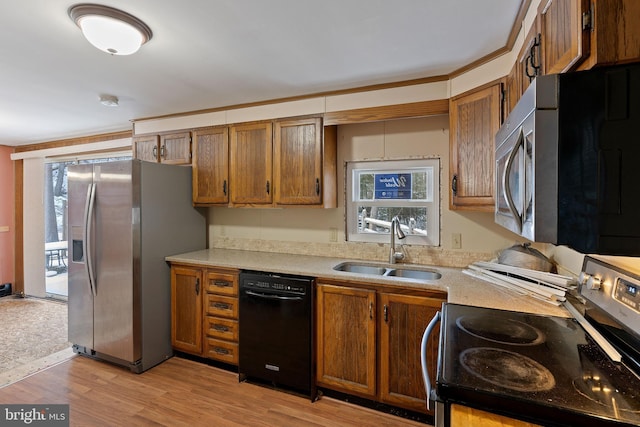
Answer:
0 356 428 426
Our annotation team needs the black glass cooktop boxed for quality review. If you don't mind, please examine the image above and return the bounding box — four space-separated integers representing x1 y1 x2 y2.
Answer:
437 304 640 426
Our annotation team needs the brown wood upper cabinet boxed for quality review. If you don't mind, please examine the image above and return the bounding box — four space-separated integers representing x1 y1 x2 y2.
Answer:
576 0 640 70
449 81 502 211
229 121 274 206
539 0 590 75
192 127 229 205
274 117 336 207
133 132 192 165
505 0 640 117
226 117 336 208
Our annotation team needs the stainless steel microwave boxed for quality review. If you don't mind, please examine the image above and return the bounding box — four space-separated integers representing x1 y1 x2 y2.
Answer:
495 62 640 256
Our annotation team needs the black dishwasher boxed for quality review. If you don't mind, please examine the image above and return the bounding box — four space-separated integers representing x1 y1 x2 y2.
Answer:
238 270 316 400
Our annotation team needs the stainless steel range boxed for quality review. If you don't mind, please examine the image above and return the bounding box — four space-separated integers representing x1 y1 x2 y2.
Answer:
423 256 640 426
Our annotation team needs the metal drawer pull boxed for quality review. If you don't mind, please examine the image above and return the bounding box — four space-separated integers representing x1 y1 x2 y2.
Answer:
214 347 230 355
213 302 231 310
212 324 229 332
214 281 231 288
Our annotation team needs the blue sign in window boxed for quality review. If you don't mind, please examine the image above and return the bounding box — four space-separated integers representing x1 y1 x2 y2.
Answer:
374 173 411 199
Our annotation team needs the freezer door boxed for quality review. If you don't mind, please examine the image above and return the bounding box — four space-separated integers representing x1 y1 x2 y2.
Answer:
68 164 95 349
92 161 138 363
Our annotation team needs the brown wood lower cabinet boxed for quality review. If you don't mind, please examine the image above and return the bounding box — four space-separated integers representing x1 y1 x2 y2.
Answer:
170 266 203 354
170 264 239 365
316 280 446 415
203 268 239 364
316 284 376 397
451 404 541 427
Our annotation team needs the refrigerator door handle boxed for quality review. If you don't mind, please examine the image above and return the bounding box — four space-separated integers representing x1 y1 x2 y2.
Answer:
83 182 97 297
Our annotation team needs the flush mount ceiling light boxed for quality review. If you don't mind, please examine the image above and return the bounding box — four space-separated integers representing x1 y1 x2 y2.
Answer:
69 4 152 55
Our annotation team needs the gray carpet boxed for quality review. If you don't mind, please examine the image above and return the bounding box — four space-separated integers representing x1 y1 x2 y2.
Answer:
0 296 71 375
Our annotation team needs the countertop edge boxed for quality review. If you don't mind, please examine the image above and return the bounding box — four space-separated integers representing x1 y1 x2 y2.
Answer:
166 248 570 317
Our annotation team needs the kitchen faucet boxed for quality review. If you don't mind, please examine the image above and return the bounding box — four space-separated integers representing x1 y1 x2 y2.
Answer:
389 215 406 264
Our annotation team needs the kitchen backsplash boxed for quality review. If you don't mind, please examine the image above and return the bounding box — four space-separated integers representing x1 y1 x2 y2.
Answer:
211 236 494 268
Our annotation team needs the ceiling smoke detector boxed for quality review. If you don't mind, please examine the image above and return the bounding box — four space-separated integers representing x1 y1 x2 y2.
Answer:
69 4 152 55
99 94 119 107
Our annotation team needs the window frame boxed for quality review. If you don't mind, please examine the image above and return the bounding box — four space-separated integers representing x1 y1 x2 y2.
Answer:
346 158 440 246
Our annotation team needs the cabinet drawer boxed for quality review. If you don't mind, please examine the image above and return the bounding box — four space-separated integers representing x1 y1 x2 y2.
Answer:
205 271 238 296
205 294 238 318
205 316 239 341
205 338 239 365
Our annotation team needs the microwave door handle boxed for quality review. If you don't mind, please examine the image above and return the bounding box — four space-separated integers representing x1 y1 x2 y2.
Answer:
503 129 525 231
421 310 441 411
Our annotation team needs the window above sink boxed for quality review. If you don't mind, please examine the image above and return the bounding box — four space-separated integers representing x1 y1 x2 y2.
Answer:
346 159 440 246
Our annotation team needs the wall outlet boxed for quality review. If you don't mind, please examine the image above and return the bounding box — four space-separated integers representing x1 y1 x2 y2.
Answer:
0 225 9 232
452 233 462 249
329 228 338 242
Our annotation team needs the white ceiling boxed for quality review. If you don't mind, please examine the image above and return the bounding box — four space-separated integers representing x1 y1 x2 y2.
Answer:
1 0 522 146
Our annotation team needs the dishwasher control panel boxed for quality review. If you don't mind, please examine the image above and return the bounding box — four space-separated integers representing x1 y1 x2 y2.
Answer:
240 271 312 296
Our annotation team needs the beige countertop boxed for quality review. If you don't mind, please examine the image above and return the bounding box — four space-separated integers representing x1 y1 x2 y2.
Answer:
166 248 570 318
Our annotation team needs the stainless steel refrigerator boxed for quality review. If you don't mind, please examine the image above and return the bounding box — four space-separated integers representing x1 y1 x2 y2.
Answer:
67 159 206 373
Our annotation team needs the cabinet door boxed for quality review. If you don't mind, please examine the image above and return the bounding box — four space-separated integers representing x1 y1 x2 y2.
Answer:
274 118 322 205
192 127 229 205
449 82 501 211
160 132 192 165
577 0 640 70
379 293 442 414
170 266 203 355
518 23 541 96
539 0 590 74
133 135 159 163
504 62 521 118
230 122 273 205
316 284 376 397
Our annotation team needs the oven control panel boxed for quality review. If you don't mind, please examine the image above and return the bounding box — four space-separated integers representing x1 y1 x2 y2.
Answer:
580 256 640 332
614 278 640 311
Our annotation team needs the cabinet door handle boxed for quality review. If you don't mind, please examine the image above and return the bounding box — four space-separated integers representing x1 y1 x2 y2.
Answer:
223 180 227 196
160 144 166 159
315 178 320 196
369 301 373 319
266 180 270 195
195 278 200 295
152 145 158 160
451 175 457 196
214 280 231 288
530 33 541 73
525 54 537 81
384 304 388 323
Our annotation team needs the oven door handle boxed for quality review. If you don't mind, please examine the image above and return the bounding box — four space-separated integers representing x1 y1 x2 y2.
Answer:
421 310 441 411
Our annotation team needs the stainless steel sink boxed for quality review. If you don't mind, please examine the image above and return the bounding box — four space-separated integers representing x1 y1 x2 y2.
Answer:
385 268 442 280
333 262 441 281
333 262 387 275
